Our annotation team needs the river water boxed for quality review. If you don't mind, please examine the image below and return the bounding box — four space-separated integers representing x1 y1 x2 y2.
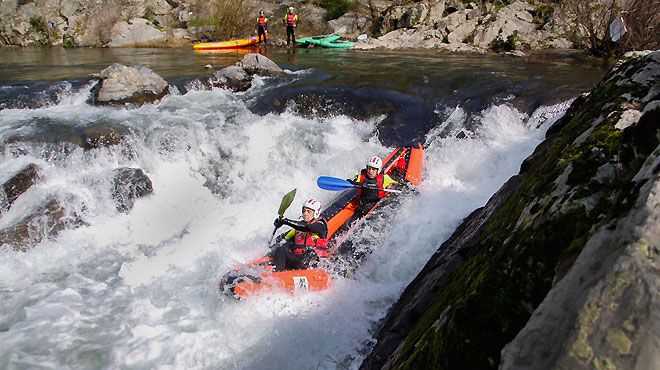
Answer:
0 47 605 369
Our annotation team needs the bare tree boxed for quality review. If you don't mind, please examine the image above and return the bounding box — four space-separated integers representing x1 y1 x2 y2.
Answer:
619 0 660 52
559 0 659 56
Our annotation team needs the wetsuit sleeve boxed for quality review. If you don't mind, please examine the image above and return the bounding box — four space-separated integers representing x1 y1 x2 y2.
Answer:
281 218 328 238
383 174 399 188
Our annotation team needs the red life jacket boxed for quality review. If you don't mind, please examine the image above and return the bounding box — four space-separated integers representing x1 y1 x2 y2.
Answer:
286 14 297 26
257 17 267 27
357 169 386 200
293 218 329 257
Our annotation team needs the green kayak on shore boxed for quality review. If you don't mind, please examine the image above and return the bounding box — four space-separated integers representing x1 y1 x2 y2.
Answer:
296 34 341 46
317 39 355 49
295 34 354 48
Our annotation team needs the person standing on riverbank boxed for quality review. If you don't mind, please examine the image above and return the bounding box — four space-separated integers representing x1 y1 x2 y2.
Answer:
255 10 268 46
283 6 299 47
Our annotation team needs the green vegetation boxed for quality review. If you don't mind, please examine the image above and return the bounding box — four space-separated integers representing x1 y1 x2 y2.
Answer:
529 3 554 30
493 0 513 11
314 0 356 21
29 16 47 34
491 30 518 52
62 35 77 48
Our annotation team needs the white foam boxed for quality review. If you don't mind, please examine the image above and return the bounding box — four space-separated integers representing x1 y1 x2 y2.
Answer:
0 81 570 369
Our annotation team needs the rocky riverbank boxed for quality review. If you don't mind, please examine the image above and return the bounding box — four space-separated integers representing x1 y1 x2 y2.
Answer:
361 50 659 369
0 0 601 55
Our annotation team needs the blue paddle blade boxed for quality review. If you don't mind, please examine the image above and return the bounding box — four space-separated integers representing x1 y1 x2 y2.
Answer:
317 176 355 191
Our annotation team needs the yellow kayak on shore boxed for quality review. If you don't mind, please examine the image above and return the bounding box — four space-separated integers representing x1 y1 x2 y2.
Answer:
193 35 264 50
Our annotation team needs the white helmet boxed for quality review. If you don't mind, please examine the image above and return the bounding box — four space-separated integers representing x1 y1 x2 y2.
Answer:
303 198 322 218
366 156 382 170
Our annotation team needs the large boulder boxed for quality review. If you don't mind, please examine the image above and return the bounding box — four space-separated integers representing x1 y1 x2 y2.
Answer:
107 18 167 47
93 63 169 105
237 53 284 76
112 167 153 212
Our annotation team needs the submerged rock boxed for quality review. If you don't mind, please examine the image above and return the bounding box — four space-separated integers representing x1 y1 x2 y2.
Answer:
211 53 284 92
92 63 168 106
0 198 83 252
82 122 132 150
212 65 251 92
362 51 659 370
112 167 153 212
2 163 40 211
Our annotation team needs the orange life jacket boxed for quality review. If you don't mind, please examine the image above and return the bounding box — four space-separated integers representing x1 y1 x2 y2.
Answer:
357 170 385 201
293 218 329 257
285 14 297 26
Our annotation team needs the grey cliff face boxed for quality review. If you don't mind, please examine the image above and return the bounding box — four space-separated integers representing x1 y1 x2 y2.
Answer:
361 51 659 369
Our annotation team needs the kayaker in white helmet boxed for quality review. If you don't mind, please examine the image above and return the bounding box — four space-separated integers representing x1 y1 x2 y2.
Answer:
272 198 329 271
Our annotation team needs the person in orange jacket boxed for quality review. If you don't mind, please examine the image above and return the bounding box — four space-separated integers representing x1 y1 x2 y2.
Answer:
272 198 329 271
255 10 268 46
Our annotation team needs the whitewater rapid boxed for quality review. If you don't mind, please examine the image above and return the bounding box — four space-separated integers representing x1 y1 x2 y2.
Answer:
0 77 569 369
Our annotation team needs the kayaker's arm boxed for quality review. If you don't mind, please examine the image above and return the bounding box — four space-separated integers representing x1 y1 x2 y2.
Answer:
274 218 328 237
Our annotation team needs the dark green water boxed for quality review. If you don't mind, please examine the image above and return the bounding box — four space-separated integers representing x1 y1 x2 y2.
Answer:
0 47 605 90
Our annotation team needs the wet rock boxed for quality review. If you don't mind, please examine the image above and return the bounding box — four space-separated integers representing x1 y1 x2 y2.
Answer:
112 167 153 212
0 198 82 252
209 54 285 92
1 164 40 211
237 53 284 77
92 63 168 106
212 65 251 92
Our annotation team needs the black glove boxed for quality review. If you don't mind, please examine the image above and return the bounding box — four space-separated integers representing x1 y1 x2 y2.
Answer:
346 178 357 185
273 217 284 228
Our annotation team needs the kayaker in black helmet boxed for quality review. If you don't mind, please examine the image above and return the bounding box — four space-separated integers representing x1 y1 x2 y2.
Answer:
272 198 329 271
348 155 399 216
255 10 268 46
283 6 299 47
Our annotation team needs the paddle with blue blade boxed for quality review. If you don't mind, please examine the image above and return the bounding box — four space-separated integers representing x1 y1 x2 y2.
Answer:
268 188 296 246
317 176 402 193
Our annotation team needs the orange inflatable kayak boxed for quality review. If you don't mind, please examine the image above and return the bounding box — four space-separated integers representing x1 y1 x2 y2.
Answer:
219 144 424 298
193 35 264 50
